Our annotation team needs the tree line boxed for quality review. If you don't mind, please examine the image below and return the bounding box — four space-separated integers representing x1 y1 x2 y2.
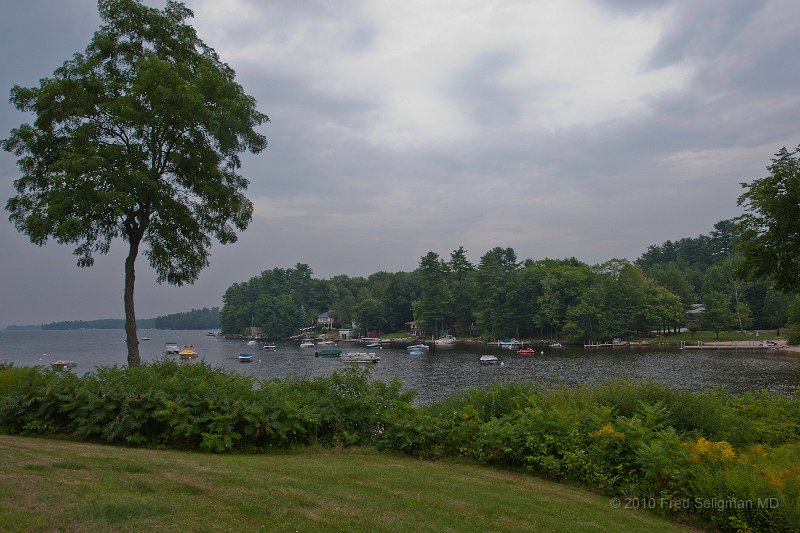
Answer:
220 221 799 341
154 307 220 330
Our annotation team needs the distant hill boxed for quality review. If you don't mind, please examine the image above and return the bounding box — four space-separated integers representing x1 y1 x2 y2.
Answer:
5 309 219 331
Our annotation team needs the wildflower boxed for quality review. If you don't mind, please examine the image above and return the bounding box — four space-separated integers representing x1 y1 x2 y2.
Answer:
589 424 625 440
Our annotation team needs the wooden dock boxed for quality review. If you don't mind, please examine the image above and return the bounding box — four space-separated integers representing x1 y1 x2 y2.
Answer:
679 341 771 351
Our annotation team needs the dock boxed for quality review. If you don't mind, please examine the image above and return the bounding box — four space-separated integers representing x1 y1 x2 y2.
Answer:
679 341 771 351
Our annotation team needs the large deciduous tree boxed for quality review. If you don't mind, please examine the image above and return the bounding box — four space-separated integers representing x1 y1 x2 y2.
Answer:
736 146 800 293
3 0 268 366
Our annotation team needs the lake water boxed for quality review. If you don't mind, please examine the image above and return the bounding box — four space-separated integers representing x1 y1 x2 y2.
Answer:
1 329 798 403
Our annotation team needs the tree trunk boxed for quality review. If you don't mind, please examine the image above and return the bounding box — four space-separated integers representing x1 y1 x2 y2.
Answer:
124 237 141 367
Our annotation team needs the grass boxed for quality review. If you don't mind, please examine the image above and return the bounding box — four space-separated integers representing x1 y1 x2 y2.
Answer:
0 435 696 532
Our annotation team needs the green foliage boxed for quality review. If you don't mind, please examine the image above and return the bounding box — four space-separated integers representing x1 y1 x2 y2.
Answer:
154 307 219 330
737 145 800 294
2 364 799 530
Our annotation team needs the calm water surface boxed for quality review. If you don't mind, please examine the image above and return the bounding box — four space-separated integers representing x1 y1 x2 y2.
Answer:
2 329 798 403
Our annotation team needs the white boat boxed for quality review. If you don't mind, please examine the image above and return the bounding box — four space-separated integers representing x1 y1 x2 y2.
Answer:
246 340 257 346
263 343 277 350
549 342 563 349
434 334 456 346
480 355 499 365
317 340 335 346
299 340 315 348
365 342 382 349
239 353 254 363
341 351 380 363
51 359 77 369
408 349 425 356
498 338 522 348
407 344 429 352
165 342 179 355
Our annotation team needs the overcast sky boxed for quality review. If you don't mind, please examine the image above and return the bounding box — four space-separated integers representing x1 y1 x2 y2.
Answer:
1 0 799 326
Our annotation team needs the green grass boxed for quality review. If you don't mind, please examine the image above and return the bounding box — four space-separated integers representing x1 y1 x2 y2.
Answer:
0 435 695 532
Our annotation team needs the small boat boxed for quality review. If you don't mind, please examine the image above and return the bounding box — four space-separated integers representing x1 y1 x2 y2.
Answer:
498 338 522 348
365 342 382 349
263 343 277 350
407 344 429 352
315 348 343 357
179 344 198 358
165 342 179 355
238 353 254 362
246 340 257 346
408 349 425 356
341 352 380 363
317 339 335 346
549 342 563 349
299 340 315 348
480 355 499 365
51 359 77 369
516 348 536 355
207 332 216 336
434 334 456 346
141 337 150 341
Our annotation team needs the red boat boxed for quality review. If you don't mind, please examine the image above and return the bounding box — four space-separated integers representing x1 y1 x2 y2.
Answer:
517 348 537 355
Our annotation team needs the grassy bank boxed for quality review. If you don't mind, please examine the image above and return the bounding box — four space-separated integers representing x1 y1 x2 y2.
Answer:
0 435 690 532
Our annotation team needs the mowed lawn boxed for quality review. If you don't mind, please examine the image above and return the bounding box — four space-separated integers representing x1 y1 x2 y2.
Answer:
0 435 694 532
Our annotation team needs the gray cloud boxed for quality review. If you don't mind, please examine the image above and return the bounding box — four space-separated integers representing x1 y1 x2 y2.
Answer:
1 0 798 326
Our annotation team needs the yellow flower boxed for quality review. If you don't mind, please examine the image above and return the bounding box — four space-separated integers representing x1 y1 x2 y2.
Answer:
590 424 625 440
687 437 736 463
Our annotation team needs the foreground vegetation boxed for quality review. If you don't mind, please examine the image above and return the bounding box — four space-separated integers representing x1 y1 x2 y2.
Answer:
1 362 799 531
0 435 690 532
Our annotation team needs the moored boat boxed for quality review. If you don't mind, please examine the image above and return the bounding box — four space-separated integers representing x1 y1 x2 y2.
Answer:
516 348 536 355
480 355 499 365
263 343 277 350
51 359 77 369
238 353 254 362
179 344 198 358
165 342 179 355
341 351 380 363
434 334 456 346
407 344 429 352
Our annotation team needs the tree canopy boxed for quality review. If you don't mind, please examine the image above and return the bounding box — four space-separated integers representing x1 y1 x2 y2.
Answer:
3 0 268 365
737 146 800 293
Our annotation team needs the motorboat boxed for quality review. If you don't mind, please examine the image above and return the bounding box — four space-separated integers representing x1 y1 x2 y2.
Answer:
365 342 382 349
317 340 335 346
341 352 380 363
549 342 563 349
299 340 315 348
246 340 257 346
179 344 198 358
480 355 499 365
315 348 342 357
51 359 77 369
434 335 456 346
498 338 522 348
407 344 429 352
516 348 537 356
238 353 254 363
407 349 425 356
165 342 179 355
263 343 277 350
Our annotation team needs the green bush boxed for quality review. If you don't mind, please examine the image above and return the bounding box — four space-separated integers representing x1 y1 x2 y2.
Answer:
1 364 798 530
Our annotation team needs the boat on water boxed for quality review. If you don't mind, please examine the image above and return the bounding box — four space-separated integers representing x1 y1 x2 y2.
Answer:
516 348 537 355
315 348 342 357
549 342 563 349
480 355 499 365
165 342 179 355
238 353 254 362
407 349 425 356
179 344 198 358
434 334 456 346
51 359 77 369
317 339 335 346
407 344 429 352
365 342 382 349
341 352 380 363
299 340 315 348
498 338 522 348
263 343 277 350
246 340 257 346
